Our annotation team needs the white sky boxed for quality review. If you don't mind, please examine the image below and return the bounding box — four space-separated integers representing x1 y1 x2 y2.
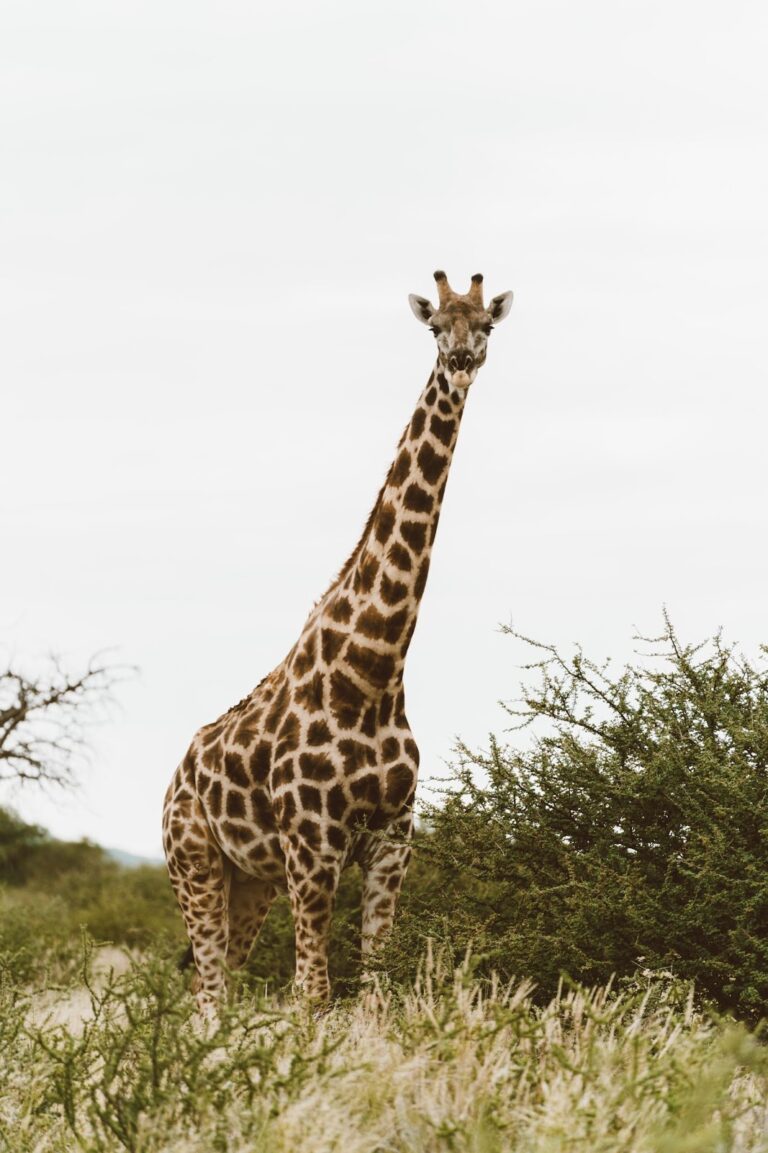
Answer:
2 1 767 857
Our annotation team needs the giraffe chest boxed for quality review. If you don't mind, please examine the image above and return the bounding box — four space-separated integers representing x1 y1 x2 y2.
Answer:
188 669 419 881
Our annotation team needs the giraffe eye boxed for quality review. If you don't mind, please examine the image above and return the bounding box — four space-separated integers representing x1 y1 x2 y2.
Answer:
483 324 494 336
429 326 439 336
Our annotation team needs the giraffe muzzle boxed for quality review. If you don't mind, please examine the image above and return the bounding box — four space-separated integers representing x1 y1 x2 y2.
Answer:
448 350 475 390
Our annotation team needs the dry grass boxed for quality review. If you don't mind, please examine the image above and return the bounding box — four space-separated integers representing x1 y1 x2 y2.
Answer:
1 946 767 1153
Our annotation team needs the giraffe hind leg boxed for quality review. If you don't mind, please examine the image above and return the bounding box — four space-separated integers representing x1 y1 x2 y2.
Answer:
226 871 277 977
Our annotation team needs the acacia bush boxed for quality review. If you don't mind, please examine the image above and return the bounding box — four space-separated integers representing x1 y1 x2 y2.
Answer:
387 616 768 1021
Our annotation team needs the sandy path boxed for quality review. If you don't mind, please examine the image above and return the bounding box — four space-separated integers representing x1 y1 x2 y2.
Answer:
27 945 133 1033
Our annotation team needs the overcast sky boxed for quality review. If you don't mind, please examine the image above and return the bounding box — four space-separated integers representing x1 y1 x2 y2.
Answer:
2 1 767 856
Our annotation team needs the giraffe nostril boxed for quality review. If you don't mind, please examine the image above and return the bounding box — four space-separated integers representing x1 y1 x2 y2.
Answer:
450 351 474 373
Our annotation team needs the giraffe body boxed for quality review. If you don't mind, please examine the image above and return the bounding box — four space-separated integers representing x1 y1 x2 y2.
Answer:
162 271 513 1010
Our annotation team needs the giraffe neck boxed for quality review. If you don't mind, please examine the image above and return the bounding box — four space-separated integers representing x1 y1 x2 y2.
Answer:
307 364 469 699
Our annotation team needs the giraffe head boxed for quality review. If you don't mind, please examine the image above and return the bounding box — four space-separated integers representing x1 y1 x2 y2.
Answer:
408 271 513 390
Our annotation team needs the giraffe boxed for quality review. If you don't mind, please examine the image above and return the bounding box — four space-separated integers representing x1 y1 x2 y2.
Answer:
162 270 513 1012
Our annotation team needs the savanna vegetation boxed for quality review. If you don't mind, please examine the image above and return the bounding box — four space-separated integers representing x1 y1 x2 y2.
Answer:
2 617 768 1151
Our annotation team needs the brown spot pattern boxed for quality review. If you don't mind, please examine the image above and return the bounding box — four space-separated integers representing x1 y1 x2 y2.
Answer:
387 541 412 572
391 448 411 485
321 628 346 664
409 408 426 439
346 643 396 689
430 414 456 446
400 520 427 552
403 483 434 514
329 596 352 623
295 671 325 713
380 573 408 605
375 502 396 543
329 669 365 728
417 442 448 485
307 719 332 746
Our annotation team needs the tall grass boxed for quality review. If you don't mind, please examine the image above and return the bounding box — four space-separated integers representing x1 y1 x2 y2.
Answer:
1 944 766 1153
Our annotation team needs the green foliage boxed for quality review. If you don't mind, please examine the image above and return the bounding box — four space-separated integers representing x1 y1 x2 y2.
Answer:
0 808 182 983
388 616 768 1021
0 807 48 882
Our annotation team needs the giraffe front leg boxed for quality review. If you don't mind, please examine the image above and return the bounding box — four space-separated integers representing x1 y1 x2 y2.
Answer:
283 842 342 1005
163 787 229 1017
360 810 413 966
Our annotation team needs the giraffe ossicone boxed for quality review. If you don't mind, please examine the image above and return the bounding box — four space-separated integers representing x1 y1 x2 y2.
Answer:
162 270 514 1011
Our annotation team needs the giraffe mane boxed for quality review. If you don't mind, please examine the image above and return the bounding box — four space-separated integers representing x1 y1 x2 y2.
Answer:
322 474 390 599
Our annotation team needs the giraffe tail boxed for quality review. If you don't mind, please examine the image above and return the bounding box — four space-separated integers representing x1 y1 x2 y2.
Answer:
178 942 195 971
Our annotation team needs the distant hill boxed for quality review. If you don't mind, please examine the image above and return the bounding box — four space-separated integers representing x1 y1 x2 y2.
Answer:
105 847 163 869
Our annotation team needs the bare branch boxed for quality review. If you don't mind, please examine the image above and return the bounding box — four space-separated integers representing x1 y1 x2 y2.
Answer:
0 654 129 789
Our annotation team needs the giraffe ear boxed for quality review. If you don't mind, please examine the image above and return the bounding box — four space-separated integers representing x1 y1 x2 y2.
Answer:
408 294 436 326
488 291 513 323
